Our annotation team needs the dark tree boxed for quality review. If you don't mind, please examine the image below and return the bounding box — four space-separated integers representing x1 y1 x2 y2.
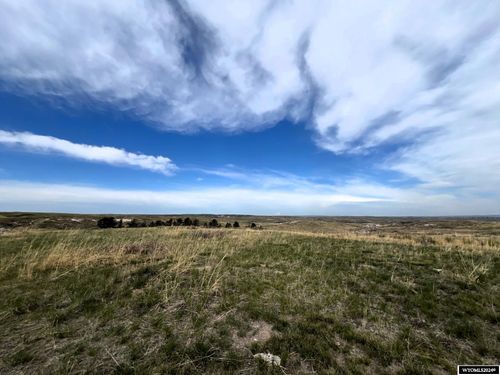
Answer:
192 218 200 226
250 222 257 229
97 217 117 229
117 219 123 228
128 219 139 228
149 221 157 227
233 221 240 228
155 220 165 226
209 219 219 228
183 217 193 226
203 222 208 228
225 222 232 228
176 218 184 226
165 219 173 226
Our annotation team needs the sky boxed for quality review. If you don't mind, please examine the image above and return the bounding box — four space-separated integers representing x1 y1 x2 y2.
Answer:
0 0 499 215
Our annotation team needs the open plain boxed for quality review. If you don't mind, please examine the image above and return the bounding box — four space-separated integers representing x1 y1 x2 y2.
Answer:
0 213 499 374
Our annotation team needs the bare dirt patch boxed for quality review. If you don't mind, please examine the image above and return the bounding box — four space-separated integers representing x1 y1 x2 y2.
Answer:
232 320 275 350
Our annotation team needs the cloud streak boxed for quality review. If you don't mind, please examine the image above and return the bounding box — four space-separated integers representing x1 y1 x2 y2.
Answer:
0 130 177 175
0 180 386 215
0 179 497 216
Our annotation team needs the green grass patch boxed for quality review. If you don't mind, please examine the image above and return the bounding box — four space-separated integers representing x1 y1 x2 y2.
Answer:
0 227 498 374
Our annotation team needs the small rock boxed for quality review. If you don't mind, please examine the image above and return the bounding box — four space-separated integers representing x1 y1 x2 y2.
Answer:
254 352 281 367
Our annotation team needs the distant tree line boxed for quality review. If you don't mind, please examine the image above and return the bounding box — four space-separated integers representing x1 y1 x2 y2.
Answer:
96 217 258 230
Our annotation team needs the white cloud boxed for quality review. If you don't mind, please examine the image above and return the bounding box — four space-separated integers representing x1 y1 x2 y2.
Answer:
0 180 385 215
199 167 334 191
389 121 500 191
0 0 499 199
0 130 176 175
0 179 497 216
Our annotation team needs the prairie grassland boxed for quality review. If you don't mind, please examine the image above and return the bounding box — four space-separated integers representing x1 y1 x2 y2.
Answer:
0 226 499 374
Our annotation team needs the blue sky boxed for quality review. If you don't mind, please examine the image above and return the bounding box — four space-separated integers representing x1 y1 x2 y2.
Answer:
0 0 499 215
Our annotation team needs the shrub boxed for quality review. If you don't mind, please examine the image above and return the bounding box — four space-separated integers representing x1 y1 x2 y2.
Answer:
97 217 117 229
183 217 193 226
233 221 240 228
209 219 219 228
250 222 257 229
128 219 139 228
225 222 232 228
192 219 200 226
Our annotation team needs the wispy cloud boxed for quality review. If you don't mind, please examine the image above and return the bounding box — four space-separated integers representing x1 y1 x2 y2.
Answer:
199 167 333 191
0 130 177 175
1 179 497 216
0 180 386 215
0 1 499 200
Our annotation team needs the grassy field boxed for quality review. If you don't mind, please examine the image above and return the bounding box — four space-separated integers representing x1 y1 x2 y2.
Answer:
0 216 499 374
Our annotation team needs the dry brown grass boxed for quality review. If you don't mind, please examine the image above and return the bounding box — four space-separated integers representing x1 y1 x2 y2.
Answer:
2 228 271 308
4 225 497 292
1 223 498 374
269 228 500 253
